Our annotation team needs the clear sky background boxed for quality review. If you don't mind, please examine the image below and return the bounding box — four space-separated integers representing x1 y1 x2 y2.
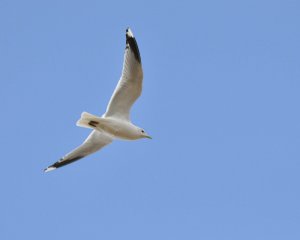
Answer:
1 0 300 239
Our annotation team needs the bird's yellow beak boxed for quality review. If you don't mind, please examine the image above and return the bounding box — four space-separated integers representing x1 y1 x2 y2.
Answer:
145 135 152 139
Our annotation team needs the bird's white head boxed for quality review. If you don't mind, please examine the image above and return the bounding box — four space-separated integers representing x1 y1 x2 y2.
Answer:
139 128 152 139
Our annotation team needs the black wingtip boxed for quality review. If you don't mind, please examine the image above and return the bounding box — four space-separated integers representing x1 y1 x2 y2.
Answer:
126 28 134 37
44 156 84 172
44 166 56 173
125 28 141 63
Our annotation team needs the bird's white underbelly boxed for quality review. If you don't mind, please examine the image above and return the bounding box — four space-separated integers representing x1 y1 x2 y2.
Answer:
95 117 139 140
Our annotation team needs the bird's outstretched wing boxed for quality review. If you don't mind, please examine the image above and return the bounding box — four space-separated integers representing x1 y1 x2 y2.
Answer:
104 28 143 121
44 131 113 172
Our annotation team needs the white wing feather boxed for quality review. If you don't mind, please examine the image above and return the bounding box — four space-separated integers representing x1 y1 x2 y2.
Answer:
44 131 113 172
104 28 143 121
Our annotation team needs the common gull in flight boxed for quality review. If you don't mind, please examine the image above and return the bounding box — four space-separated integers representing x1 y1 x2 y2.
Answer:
44 28 151 172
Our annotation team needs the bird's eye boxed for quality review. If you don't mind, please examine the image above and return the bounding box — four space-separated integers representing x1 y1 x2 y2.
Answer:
141 130 145 133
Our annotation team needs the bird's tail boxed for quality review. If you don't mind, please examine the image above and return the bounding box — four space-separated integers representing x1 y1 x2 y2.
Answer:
76 112 102 130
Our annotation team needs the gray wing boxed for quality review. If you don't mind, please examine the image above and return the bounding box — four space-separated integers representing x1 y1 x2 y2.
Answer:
104 28 143 120
44 130 113 172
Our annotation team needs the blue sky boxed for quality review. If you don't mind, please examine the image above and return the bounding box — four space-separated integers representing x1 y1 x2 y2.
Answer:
1 0 300 239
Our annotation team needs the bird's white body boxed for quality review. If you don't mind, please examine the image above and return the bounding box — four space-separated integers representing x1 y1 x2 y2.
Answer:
44 28 151 172
77 112 146 140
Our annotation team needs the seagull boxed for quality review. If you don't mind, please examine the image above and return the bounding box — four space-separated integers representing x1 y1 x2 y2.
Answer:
44 28 151 172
